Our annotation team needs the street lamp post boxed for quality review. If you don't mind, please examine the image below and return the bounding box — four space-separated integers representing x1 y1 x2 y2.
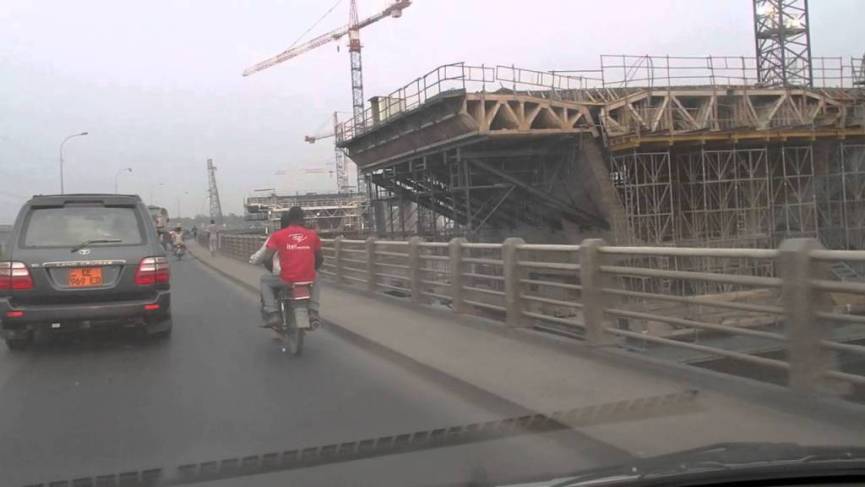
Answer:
59 131 89 194
114 167 133 194
149 182 165 206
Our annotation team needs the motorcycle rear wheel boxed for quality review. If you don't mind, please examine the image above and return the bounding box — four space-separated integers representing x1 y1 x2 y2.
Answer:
279 301 304 356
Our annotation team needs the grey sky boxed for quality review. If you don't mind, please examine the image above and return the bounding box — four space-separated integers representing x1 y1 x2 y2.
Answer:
0 0 861 223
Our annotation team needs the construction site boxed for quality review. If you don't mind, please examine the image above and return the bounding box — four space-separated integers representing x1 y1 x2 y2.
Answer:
221 0 865 382
235 0 865 252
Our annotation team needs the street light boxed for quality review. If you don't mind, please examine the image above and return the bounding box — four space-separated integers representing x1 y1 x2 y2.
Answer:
59 131 89 194
114 167 133 194
149 181 165 206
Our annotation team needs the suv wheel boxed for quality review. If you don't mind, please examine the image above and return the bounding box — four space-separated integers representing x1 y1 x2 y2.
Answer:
5 337 32 351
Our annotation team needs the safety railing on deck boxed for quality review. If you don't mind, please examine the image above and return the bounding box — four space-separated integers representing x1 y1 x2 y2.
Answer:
212 232 865 396
337 54 865 143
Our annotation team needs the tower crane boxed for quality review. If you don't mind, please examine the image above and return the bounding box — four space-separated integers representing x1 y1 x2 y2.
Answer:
304 112 353 193
243 0 412 195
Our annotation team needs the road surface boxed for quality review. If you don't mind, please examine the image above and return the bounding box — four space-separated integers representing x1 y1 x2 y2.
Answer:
0 256 629 486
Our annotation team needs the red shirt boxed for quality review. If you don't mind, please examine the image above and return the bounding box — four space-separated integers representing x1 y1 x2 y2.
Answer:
266 225 321 283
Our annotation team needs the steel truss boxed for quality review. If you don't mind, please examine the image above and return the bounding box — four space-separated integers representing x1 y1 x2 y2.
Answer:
602 87 848 142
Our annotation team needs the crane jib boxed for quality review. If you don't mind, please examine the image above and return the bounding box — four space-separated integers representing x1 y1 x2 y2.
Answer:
241 0 411 77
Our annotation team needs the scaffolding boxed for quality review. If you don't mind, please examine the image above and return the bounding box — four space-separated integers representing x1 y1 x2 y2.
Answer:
366 137 608 241
818 144 865 250
331 55 862 248
244 192 367 236
607 143 865 251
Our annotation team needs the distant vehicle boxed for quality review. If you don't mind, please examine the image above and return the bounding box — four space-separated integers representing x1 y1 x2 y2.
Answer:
0 194 172 350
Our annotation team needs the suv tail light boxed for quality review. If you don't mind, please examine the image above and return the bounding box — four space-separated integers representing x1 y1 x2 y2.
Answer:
135 257 170 286
0 262 34 290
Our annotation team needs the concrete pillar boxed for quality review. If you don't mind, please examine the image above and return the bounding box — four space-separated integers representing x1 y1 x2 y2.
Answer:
502 237 526 327
366 237 377 293
408 236 424 304
334 237 344 284
579 238 614 346
449 237 468 313
778 238 836 393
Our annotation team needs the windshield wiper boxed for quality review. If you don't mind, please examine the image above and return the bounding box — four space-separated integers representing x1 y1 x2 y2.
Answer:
549 443 865 487
70 239 122 253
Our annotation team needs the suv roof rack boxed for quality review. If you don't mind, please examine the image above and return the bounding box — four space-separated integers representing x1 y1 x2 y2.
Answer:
28 194 142 207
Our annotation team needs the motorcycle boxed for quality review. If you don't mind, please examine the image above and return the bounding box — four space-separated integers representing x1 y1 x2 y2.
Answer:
270 281 313 355
173 242 186 261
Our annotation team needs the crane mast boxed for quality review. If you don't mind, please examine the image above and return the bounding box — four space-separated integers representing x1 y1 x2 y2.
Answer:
348 0 366 194
207 158 224 225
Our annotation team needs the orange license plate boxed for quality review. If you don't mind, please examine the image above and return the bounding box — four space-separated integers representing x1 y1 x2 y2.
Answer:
69 267 103 288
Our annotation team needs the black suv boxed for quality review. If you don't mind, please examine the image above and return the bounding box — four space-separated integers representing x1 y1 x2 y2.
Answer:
0 194 172 349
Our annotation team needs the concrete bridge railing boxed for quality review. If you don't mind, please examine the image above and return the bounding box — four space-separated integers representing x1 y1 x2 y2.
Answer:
207 232 865 396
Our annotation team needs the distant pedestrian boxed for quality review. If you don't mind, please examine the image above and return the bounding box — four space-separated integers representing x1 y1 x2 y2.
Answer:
191 225 198 239
207 219 219 257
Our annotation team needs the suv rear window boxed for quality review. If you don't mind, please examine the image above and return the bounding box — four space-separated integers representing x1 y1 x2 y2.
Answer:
21 206 145 248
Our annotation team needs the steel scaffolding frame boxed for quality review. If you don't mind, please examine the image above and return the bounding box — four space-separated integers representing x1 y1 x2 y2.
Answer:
771 144 818 240
608 142 865 252
675 148 774 248
367 138 605 240
817 143 865 250
244 192 367 236
609 152 675 244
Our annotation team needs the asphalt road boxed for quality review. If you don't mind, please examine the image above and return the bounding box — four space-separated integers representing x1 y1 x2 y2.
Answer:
0 256 630 487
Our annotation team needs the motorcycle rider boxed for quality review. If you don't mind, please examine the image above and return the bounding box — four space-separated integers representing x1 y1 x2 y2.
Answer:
250 207 322 328
170 226 185 252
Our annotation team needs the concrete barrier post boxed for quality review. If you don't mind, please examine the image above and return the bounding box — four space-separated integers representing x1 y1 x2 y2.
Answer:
366 237 377 292
334 237 344 283
502 237 526 327
449 237 468 313
579 239 614 346
408 236 424 304
778 238 836 393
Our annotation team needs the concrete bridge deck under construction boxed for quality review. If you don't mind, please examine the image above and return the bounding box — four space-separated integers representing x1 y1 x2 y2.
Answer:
337 58 865 248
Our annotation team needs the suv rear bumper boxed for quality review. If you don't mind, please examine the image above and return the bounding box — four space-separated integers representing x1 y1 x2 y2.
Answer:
0 291 170 338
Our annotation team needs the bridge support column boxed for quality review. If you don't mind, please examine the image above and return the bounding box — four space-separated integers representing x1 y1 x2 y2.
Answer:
579 239 615 346
778 238 840 394
503 237 526 327
334 237 344 283
449 238 468 313
366 237 377 293
408 236 425 304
